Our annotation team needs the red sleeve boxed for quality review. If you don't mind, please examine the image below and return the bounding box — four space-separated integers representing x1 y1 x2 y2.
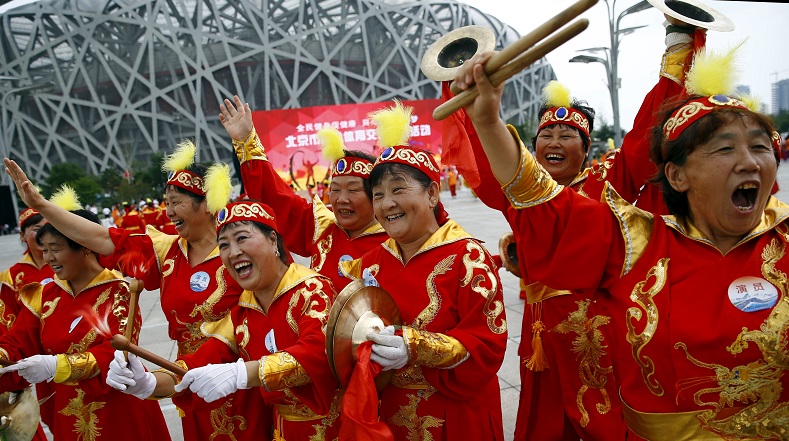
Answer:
582 76 681 215
0 305 43 392
505 189 621 292
265 279 336 415
421 242 508 400
240 159 316 257
104 228 161 291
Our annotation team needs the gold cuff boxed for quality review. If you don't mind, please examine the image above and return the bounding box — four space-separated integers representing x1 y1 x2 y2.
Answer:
232 129 267 164
501 125 562 209
660 42 691 86
54 353 98 384
259 352 311 392
403 327 469 369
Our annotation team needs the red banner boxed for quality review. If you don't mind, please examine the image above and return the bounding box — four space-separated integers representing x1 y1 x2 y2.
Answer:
251 99 442 186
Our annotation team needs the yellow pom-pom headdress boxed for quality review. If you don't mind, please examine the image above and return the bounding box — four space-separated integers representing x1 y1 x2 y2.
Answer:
50 185 82 211
204 163 232 216
537 81 590 138
162 139 205 196
369 100 440 184
318 126 372 179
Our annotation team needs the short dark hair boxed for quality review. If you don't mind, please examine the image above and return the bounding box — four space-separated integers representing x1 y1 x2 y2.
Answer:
36 209 100 250
531 101 596 152
649 104 779 217
217 220 289 265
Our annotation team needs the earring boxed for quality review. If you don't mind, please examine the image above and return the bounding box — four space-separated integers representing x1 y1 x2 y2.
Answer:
275 249 280 257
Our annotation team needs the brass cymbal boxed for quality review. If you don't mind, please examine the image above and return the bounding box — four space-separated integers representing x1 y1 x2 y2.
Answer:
421 25 496 81
326 279 402 388
646 0 734 32
0 388 40 441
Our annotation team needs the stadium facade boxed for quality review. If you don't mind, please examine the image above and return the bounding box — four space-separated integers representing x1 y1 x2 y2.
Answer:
0 0 556 181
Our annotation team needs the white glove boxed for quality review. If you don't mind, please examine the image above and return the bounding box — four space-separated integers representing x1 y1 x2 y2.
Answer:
368 326 409 371
106 350 156 400
0 354 58 384
173 359 249 403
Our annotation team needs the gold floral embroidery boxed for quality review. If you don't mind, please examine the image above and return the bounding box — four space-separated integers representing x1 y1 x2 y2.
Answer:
412 255 454 330
161 258 175 277
591 150 617 182
209 398 247 441
625 258 668 396
389 388 444 440
110 285 132 337
260 352 311 392
662 101 714 139
235 318 250 360
13 271 25 288
391 364 429 389
173 311 207 355
67 330 98 354
673 238 789 439
286 278 330 334
189 266 229 322
40 297 60 320
553 300 614 427
59 388 105 441
309 391 342 441
404 327 469 369
460 241 506 334
0 299 16 330
312 236 332 273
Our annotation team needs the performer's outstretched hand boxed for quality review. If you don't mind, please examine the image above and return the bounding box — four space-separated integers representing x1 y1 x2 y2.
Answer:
106 350 156 400
174 359 249 402
368 326 408 371
219 95 254 141
4 158 46 211
0 354 57 384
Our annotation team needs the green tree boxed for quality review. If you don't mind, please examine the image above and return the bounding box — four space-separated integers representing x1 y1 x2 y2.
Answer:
773 110 789 134
71 176 103 206
44 163 87 198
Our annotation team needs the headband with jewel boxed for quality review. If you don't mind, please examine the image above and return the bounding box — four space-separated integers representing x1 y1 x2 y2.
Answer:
19 208 39 226
318 126 373 179
537 81 590 138
162 140 205 196
661 43 781 154
215 201 278 235
369 100 441 184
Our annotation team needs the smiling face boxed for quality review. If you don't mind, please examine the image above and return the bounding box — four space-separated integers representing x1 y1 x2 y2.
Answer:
164 187 213 241
372 171 439 249
218 222 282 292
39 232 88 282
21 218 47 256
665 114 777 251
329 175 376 237
535 124 588 185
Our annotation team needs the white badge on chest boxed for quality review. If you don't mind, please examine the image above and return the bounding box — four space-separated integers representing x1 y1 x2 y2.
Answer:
265 329 278 353
727 276 778 313
189 271 210 292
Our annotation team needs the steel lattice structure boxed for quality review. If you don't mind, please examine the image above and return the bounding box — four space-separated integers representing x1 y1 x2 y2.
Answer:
0 0 555 181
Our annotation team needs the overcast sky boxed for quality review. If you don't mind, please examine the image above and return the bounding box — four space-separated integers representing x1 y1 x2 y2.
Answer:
459 0 789 131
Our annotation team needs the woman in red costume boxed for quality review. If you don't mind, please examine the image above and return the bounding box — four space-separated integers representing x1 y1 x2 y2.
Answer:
340 101 508 440
4 142 247 440
219 96 388 291
460 36 789 440
0 195 169 441
107 166 339 440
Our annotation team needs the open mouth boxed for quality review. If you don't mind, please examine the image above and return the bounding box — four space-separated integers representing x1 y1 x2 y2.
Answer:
544 153 565 164
173 220 185 228
732 183 759 211
50 264 63 272
386 213 404 222
233 261 253 278
337 209 354 216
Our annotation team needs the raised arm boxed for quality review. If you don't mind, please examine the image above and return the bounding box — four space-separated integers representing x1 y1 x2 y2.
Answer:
5 158 115 255
451 52 521 184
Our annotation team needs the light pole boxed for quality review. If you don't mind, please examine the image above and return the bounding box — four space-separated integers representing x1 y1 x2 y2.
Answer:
569 0 651 148
1 81 55 225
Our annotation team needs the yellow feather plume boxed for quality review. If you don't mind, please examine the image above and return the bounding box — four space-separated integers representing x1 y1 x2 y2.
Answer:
368 100 412 149
685 41 745 97
738 94 761 112
204 163 232 215
542 81 572 108
50 185 82 211
318 127 346 162
607 138 615 151
162 139 196 173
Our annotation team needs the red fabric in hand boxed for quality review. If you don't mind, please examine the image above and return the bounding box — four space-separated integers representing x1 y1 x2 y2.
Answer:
339 341 393 441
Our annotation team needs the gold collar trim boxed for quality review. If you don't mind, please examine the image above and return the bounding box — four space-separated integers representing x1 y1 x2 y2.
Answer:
381 220 472 264
663 197 789 255
54 269 123 296
238 264 321 312
567 168 589 189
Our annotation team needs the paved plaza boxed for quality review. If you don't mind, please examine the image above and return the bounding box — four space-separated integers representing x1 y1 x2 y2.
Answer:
3 164 789 440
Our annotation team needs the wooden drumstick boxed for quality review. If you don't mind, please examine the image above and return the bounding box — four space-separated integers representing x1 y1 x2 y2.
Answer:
123 278 144 360
111 334 187 377
448 0 598 95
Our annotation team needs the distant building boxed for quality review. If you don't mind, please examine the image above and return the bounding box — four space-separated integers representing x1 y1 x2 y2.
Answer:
773 78 789 114
0 0 556 182
736 85 751 96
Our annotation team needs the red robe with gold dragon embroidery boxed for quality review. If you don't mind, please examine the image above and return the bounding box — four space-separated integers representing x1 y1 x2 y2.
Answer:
177 264 339 441
0 270 170 440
